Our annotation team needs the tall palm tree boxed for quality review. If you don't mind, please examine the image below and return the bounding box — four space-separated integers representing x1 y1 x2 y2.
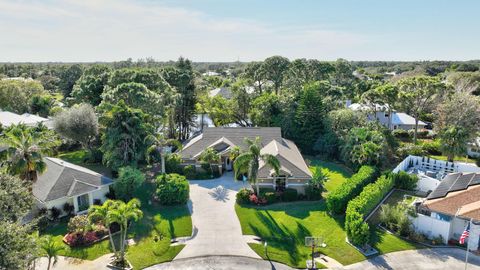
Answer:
107 199 143 266
234 137 280 195
39 236 64 270
1 124 57 182
88 200 118 255
145 133 182 174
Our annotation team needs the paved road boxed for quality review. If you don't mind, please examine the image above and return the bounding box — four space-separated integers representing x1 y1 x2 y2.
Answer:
174 172 260 259
146 255 292 270
341 248 480 270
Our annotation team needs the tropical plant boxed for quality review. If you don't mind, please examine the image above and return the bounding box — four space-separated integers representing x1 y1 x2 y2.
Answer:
0 124 58 182
39 235 64 270
198 147 220 177
155 173 189 205
88 200 118 256
0 172 33 222
145 133 182 174
106 199 143 266
233 137 280 195
113 166 145 201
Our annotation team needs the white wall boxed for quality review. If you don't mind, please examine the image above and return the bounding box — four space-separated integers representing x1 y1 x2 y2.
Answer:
44 197 74 217
91 185 110 202
411 213 451 244
394 155 480 174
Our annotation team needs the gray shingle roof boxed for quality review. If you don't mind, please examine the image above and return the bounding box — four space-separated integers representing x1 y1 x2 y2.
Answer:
33 157 113 202
178 127 311 179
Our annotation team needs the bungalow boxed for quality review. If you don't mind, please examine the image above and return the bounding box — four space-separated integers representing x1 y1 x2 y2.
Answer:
177 127 312 194
412 172 480 249
0 111 53 129
348 103 427 131
33 157 113 216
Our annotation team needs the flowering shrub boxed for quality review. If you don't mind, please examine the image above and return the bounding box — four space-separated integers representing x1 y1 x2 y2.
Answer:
248 194 267 205
63 227 104 247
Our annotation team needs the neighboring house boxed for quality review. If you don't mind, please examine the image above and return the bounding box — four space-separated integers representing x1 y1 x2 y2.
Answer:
202 71 220 77
348 103 427 131
0 111 53 129
412 172 480 248
467 137 480 158
209 87 233 99
177 127 312 193
33 157 113 216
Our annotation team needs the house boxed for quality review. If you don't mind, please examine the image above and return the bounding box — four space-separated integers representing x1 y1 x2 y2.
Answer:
209 87 233 99
177 127 312 194
0 111 53 129
348 103 427 131
468 137 480 158
412 172 480 249
33 157 113 216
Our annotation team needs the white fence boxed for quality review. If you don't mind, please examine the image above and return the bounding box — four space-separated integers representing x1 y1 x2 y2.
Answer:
393 155 480 174
411 214 451 244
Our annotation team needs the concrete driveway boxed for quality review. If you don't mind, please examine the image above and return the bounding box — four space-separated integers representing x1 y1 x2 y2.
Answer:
174 172 260 259
341 248 480 270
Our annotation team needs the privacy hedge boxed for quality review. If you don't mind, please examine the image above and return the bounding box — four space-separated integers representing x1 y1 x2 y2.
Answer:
392 171 418 191
326 166 378 214
345 174 395 246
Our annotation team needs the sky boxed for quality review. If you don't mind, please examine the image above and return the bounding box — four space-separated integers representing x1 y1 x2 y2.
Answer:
0 0 479 62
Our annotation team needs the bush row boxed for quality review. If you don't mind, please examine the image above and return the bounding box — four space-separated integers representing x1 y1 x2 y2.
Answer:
326 166 378 214
345 174 394 246
236 187 304 205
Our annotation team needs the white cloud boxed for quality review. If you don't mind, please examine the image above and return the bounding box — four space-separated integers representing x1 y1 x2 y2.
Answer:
0 0 370 61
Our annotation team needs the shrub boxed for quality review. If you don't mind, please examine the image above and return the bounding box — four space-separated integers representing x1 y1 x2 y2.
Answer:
249 194 267 205
282 188 298 202
476 158 480 167
421 140 441 155
264 192 277 204
155 173 189 205
379 204 413 237
68 215 90 234
93 199 102 205
49 207 61 220
392 171 418 190
392 129 409 139
113 166 145 201
36 215 50 233
236 188 252 204
408 129 429 139
259 187 275 196
326 166 378 214
345 174 395 246
183 165 196 179
200 162 211 172
63 203 74 217
305 185 322 200
396 143 426 159
165 154 183 174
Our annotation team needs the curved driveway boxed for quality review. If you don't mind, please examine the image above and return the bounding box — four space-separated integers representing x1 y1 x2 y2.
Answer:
174 172 260 259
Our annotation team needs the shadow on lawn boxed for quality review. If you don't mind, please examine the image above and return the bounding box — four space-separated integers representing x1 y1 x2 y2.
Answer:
247 210 313 265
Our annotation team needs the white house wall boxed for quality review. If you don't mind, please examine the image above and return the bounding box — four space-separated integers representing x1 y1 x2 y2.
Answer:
91 186 110 202
44 197 74 217
411 214 451 244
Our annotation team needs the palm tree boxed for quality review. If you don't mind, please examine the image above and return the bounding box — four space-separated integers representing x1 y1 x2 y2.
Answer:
145 133 182 174
199 147 220 177
107 199 143 266
39 236 64 270
234 137 280 195
88 200 118 256
1 124 57 182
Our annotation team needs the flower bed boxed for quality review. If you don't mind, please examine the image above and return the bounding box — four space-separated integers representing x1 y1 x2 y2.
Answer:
63 226 109 247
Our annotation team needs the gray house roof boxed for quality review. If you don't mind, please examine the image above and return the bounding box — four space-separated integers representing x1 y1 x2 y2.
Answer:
178 127 311 179
209 87 233 99
33 157 113 203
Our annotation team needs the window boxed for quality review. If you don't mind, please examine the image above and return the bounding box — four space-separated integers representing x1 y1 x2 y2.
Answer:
77 194 89 212
275 175 286 191
433 212 452 222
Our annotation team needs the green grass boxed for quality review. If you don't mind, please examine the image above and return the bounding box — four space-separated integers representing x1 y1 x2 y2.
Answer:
42 151 192 268
429 155 476 164
371 229 420 255
306 158 353 194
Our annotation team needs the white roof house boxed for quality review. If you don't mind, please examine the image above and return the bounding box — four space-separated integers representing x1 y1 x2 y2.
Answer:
348 103 426 131
0 111 53 129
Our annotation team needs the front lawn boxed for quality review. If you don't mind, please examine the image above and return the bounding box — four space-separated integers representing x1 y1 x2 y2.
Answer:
306 158 353 194
429 155 477 164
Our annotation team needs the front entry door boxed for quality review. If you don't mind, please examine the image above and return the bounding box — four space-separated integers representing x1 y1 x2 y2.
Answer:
225 157 232 171
275 176 286 191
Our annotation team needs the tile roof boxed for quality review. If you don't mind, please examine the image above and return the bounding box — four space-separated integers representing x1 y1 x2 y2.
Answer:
33 157 113 202
424 184 480 220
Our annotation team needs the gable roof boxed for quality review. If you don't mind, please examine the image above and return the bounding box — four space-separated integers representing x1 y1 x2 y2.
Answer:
178 127 311 179
258 139 312 178
424 184 480 221
0 111 52 128
179 127 282 159
392 112 426 126
33 157 113 202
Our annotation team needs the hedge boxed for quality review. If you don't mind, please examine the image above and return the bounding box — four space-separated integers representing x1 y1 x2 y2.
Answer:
326 166 378 214
345 174 395 246
392 171 418 190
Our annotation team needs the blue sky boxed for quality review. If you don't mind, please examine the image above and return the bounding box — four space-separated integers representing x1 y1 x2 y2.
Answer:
0 0 479 62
